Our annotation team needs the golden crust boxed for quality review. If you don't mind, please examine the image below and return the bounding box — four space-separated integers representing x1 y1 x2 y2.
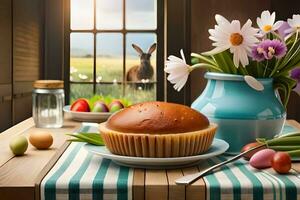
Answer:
99 122 218 157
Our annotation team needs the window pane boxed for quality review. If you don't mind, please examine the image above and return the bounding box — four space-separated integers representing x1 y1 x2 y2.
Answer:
70 84 93 102
70 33 94 82
96 84 123 98
125 84 156 104
71 0 94 30
96 0 122 30
126 33 156 103
126 0 156 30
126 33 157 80
96 33 123 83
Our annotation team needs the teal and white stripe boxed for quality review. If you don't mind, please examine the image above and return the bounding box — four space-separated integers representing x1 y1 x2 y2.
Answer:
203 124 300 200
41 123 133 200
204 156 300 200
41 123 300 200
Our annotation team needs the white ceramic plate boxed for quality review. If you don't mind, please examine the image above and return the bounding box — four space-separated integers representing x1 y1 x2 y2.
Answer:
63 105 112 122
84 139 229 169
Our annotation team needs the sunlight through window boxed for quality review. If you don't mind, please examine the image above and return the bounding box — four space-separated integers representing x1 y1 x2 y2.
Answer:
69 0 159 104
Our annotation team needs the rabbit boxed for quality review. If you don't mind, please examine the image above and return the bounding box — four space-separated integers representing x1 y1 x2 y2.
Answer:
126 43 156 89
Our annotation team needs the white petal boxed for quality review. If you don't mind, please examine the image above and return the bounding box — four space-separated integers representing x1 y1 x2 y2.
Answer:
270 12 276 25
257 18 263 29
239 49 249 67
285 27 294 34
288 18 295 27
202 45 229 55
241 19 253 33
232 48 240 68
168 55 185 64
231 20 241 32
261 10 271 22
167 70 188 82
165 63 187 73
173 75 188 91
273 21 283 30
244 76 264 91
170 72 187 83
180 49 186 63
294 14 300 24
215 14 230 26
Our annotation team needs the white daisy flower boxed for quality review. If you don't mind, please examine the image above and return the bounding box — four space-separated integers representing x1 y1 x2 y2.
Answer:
204 14 259 68
257 10 283 34
165 49 190 91
285 14 300 36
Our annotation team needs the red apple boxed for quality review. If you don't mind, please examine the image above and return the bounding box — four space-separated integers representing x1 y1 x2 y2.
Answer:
71 98 90 112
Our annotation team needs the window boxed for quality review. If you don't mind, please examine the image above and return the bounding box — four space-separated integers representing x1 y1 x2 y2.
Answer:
65 0 164 104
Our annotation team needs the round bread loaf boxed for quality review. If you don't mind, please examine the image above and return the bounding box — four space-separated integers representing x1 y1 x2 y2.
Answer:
106 101 209 134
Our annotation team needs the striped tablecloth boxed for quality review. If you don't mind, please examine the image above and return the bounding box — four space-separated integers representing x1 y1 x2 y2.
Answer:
41 123 133 200
40 123 300 200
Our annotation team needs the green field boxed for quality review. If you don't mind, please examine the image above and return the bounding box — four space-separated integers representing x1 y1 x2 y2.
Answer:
70 57 156 103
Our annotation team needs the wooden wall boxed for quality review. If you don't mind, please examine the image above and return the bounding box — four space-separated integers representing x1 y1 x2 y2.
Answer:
13 0 43 124
0 0 13 132
190 0 300 121
0 0 43 132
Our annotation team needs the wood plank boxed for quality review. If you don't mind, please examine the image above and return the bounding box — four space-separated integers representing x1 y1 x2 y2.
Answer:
0 117 80 200
182 166 206 200
287 120 300 129
0 187 34 200
145 169 168 200
287 120 300 174
166 169 185 200
0 118 34 167
133 169 145 200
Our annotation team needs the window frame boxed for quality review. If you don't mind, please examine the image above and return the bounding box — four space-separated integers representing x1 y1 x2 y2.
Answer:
63 0 165 103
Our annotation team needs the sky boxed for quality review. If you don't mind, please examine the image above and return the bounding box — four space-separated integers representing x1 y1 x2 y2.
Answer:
70 0 157 57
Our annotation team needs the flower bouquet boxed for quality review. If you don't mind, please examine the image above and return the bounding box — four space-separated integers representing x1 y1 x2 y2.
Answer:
165 11 300 106
165 11 300 153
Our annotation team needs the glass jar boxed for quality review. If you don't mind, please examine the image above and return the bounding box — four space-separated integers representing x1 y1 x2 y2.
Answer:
32 80 65 128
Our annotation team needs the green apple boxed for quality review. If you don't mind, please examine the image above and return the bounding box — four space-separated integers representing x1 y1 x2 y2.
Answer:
9 136 28 156
92 101 109 112
109 100 124 113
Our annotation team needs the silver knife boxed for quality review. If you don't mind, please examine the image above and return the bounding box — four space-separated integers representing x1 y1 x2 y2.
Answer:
175 144 265 185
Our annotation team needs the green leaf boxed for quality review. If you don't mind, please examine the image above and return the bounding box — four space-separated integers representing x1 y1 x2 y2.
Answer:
191 53 217 66
66 133 105 146
211 50 237 74
191 63 223 72
67 138 86 142
274 76 297 107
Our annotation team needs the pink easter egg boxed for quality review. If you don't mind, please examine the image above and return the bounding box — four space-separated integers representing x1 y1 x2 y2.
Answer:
249 149 276 169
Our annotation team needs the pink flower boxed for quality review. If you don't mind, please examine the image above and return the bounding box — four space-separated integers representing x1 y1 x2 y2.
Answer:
251 39 287 61
291 68 300 95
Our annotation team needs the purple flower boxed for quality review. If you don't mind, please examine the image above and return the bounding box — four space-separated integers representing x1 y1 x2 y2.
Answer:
251 39 287 61
277 21 291 38
291 68 300 95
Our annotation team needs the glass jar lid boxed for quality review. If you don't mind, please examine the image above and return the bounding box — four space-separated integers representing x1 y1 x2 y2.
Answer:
33 80 64 89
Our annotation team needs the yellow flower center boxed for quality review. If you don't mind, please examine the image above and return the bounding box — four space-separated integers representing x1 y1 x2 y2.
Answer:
257 47 264 54
268 47 275 54
230 33 243 46
263 25 272 32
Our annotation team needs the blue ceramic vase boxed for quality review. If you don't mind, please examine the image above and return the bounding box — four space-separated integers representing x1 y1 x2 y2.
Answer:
191 72 286 154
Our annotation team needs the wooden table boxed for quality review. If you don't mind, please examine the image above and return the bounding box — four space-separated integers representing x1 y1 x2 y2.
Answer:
0 118 300 200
